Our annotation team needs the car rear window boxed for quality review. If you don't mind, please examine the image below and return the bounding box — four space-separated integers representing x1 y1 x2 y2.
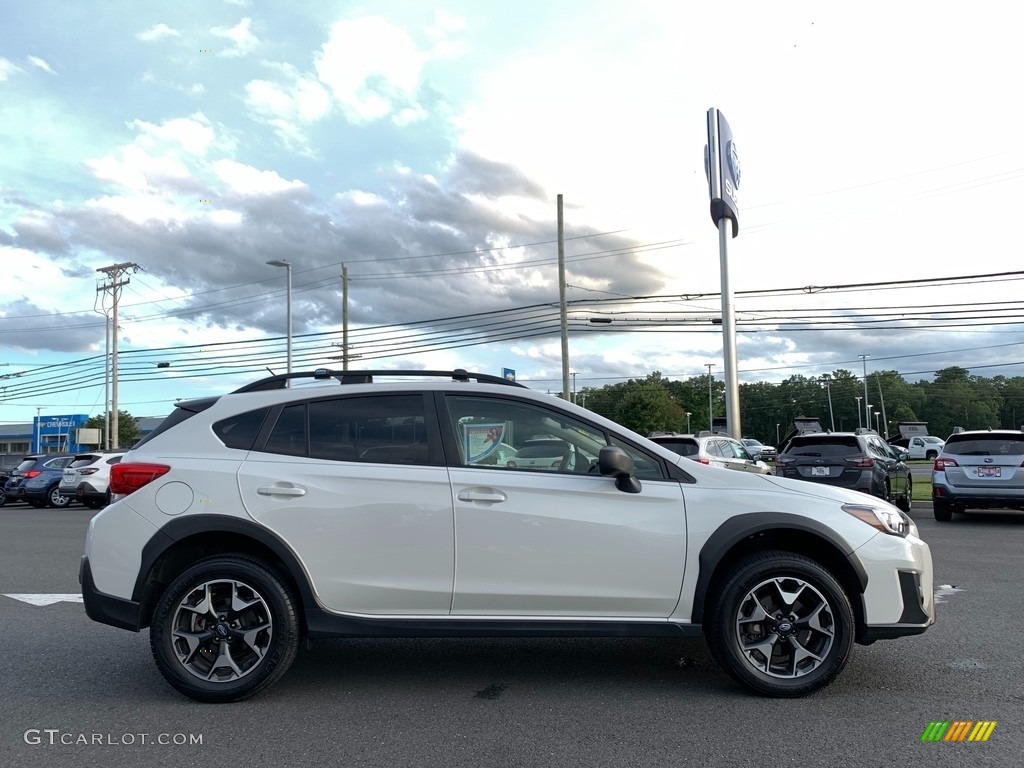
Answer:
943 436 1024 455
653 439 699 457
786 436 861 457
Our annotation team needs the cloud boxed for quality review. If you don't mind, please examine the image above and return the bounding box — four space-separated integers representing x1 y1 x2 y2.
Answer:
0 298 104 353
315 17 426 124
12 211 69 254
26 56 56 75
243 64 331 155
212 18 258 57
137 23 181 42
211 160 307 196
0 57 23 81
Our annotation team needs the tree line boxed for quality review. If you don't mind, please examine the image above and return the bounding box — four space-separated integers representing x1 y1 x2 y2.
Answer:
577 366 1024 445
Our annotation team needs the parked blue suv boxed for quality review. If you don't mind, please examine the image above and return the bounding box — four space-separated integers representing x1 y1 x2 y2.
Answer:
3 454 76 508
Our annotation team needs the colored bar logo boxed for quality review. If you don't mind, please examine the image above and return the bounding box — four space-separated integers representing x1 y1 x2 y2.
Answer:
921 721 997 742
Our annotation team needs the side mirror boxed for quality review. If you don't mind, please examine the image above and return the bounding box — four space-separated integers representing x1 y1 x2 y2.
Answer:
898 451 910 462
749 450 762 462
598 445 642 494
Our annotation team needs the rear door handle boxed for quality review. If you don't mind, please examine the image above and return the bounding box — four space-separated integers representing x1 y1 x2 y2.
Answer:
257 485 306 497
457 489 507 503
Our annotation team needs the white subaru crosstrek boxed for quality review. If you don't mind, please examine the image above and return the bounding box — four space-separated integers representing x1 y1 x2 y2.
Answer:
81 369 935 703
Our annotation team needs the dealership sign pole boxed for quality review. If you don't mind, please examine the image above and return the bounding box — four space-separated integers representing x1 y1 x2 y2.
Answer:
705 108 741 439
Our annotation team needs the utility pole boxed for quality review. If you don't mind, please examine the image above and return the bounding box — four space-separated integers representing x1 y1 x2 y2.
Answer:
96 262 140 449
342 264 350 371
557 194 569 402
859 354 871 430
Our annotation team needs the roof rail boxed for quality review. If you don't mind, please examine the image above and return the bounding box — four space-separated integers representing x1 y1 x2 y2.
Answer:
232 368 528 393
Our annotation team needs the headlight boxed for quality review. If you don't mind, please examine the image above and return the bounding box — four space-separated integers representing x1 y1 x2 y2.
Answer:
842 503 910 537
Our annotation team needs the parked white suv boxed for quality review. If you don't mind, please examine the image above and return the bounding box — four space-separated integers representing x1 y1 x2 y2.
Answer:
60 451 125 509
81 369 935 703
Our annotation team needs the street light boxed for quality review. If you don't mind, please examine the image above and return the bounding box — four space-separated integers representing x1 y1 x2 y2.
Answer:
874 411 881 434
686 411 692 433
705 363 716 431
266 260 292 378
855 396 862 429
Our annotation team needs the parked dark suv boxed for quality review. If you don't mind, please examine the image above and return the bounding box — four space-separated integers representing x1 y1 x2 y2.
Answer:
932 430 1024 521
774 431 912 511
3 454 76 508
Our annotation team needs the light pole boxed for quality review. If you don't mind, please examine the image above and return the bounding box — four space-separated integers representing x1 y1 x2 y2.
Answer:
570 371 577 404
686 411 692 433
859 354 871 431
267 260 292 378
776 423 781 444
706 363 716 431
855 396 862 429
874 411 881 434
821 375 835 431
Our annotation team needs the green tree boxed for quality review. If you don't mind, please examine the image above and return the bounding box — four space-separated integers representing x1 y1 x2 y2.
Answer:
614 387 682 435
85 410 140 448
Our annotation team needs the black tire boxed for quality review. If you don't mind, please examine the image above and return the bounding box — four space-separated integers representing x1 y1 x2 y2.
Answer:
705 551 854 697
933 498 953 522
925 451 938 461
0 486 6 506
83 498 105 509
48 484 72 508
894 479 912 513
150 555 301 703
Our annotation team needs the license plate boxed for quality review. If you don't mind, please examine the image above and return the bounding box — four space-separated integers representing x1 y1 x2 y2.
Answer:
977 466 1001 478
811 466 829 477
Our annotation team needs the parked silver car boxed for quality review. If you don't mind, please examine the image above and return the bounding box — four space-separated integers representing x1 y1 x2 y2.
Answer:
649 432 772 474
932 429 1024 521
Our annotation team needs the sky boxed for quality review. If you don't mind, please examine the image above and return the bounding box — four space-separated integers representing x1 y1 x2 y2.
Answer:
3 0 1024 425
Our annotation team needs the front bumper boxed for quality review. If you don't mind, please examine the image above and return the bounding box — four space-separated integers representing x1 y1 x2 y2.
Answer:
854 531 935 642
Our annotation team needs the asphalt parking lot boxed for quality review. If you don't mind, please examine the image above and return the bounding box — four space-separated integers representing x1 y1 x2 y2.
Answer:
1 498 1021 768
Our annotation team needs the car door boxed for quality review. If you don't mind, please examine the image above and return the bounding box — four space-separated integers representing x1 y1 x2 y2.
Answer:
237 394 455 616
868 436 908 498
442 393 687 618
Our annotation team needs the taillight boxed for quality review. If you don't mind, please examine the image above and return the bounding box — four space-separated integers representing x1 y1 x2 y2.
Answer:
854 457 874 468
109 463 170 495
24 469 42 479
934 457 958 471
79 468 99 475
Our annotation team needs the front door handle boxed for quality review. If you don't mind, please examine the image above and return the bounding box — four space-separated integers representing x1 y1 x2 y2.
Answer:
257 485 306 497
457 489 507 503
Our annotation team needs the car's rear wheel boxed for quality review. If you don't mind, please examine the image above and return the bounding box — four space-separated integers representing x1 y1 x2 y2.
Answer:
705 551 854 697
150 555 300 703
48 485 72 508
933 498 953 522
0 486 6 506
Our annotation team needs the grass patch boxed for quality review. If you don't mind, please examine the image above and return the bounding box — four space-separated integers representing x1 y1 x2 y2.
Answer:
912 477 933 502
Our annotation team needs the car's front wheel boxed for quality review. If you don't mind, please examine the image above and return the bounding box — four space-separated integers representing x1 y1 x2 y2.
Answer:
894 478 912 513
705 551 854 697
150 555 300 703
48 485 72 508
